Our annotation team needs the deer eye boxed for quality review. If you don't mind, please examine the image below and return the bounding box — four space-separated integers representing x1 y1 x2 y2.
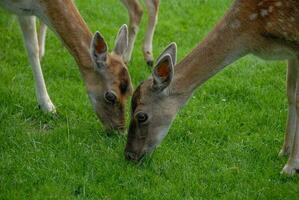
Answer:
135 112 148 123
104 91 117 104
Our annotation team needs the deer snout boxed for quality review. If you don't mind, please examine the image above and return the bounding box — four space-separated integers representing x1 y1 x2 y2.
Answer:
125 151 139 161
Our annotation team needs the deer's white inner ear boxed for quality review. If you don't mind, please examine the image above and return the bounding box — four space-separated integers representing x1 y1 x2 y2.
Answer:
113 24 128 56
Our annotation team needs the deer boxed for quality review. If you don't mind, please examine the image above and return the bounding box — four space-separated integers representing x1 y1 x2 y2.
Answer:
37 0 160 66
125 0 299 176
0 0 133 131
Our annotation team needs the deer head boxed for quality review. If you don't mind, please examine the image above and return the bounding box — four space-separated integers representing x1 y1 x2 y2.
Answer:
125 43 180 160
89 24 133 131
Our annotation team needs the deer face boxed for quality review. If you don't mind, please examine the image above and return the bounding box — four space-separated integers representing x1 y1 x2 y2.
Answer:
125 43 178 161
88 25 133 131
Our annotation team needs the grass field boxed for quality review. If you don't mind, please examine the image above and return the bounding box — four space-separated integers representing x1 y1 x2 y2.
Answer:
1 0 299 199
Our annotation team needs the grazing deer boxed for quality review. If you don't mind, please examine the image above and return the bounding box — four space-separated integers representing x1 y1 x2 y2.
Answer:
38 0 160 66
125 0 299 176
0 0 133 130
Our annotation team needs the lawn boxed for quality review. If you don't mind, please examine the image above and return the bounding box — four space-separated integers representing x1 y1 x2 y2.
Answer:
1 0 299 199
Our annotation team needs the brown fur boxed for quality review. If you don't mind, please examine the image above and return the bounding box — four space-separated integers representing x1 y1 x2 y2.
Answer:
153 0 159 11
40 0 92 70
131 84 142 113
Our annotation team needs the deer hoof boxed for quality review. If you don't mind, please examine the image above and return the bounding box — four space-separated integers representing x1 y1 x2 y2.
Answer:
281 162 299 176
39 101 56 114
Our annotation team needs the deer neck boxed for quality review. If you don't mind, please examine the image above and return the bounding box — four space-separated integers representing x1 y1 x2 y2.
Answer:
38 0 93 77
171 5 250 100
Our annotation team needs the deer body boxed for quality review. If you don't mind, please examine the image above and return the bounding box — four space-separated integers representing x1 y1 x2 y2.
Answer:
1 0 133 130
126 0 299 176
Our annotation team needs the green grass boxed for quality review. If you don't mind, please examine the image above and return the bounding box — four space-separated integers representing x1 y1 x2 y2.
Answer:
1 0 299 199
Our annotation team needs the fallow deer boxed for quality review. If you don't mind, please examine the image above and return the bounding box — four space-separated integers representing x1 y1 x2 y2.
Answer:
0 0 133 130
125 0 299 176
38 0 160 66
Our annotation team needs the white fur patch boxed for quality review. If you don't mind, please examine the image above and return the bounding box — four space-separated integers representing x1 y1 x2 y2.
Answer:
88 92 97 110
230 19 241 29
275 2 282 7
260 9 268 17
249 13 258 20
155 126 170 146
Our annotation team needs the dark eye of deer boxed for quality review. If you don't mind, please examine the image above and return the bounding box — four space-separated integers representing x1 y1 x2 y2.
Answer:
104 91 116 104
136 112 148 123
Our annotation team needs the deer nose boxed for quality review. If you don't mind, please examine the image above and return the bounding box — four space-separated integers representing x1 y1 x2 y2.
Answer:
125 151 138 161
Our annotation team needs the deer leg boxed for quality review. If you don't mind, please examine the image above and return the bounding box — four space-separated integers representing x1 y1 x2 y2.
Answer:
38 21 47 60
143 0 159 66
282 57 299 176
120 0 143 64
279 59 297 157
18 16 56 113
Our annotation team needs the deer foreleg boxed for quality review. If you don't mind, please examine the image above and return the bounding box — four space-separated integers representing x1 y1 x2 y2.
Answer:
18 16 55 113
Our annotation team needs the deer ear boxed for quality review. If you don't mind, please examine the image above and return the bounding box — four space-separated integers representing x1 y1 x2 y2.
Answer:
113 24 128 57
91 31 108 69
152 54 174 91
156 42 177 65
